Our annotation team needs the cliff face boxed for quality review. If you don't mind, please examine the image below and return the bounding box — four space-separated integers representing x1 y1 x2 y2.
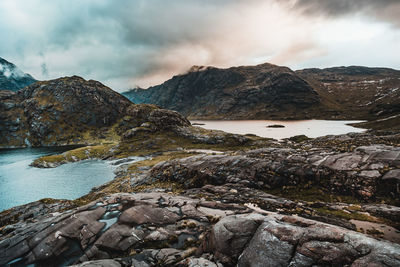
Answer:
124 63 322 120
0 76 189 147
124 63 400 121
0 57 37 91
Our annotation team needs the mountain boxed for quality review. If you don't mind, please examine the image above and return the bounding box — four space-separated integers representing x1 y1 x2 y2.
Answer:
123 63 400 121
123 63 322 120
296 66 400 120
0 76 189 147
0 57 37 91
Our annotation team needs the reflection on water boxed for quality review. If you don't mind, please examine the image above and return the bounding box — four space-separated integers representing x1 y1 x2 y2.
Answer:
0 147 115 211
191 120 366 139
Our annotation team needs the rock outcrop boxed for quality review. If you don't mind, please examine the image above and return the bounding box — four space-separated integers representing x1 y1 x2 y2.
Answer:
0 76 190 147
0 57 37 92
145 144 400 200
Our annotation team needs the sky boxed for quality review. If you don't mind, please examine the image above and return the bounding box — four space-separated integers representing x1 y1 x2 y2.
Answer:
0 0 399 92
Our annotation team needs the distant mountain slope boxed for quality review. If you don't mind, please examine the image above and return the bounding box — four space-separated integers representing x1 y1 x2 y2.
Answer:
296 66 400 119
123 63 322 120
0 57 37 91
124 63 400 121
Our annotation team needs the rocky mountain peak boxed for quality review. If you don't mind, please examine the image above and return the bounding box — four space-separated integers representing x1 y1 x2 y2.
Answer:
0 57 37 91
187 65 211 73
123 62 400 121
123 62 320 119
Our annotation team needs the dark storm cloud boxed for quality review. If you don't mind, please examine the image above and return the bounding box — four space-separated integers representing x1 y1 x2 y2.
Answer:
293 0 400 27
5 0 245 87
3 0 281 89
0 0 399 91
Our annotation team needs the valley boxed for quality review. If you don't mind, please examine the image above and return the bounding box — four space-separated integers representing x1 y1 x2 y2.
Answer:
0 60 399 266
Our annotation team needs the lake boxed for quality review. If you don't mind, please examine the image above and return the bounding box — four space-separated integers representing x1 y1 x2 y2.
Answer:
0 147 118 212
191 120 366 139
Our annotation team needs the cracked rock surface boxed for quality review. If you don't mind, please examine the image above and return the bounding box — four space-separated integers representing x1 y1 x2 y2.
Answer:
1 132 400 266
1 192 400 267
145 144 400 200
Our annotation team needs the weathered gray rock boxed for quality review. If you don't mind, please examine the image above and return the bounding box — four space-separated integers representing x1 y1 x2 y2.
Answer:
1 193 400 266
236 214 400 267
146 145 400 200
210 216 262 264
362 204 400 221
148 108 191 130
383 169 400 181
70 259 123 267
119 204 181 224
177 257 222 267
173 125 249 145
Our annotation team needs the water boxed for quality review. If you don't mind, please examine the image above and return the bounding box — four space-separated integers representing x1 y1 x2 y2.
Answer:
0 147 116 212
191 120 366 139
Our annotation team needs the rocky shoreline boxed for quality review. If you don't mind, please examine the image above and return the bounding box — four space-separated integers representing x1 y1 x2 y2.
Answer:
1 130 400 266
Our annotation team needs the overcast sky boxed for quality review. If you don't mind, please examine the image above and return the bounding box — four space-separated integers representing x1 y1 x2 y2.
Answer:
0 0 399 92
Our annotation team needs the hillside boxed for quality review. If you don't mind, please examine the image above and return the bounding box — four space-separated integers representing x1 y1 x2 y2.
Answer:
296 66 400 120
0 76 190 147
124 63 323 120
0 57 37 91
123 63 400 122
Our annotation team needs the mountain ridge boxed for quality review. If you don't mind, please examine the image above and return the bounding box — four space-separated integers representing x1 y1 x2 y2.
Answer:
124 62 323 120
123 63 400 121
0 57 37 91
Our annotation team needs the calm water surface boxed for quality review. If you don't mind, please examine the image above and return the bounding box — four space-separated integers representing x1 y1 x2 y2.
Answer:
191 120 366 139
0 147 116 211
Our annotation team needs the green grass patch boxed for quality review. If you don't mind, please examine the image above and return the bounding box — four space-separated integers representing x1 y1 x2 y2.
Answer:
32 144 113 166
314 207 378 222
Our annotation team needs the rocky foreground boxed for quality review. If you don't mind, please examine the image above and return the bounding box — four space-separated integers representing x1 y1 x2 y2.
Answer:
2 192 400 267
1 131 400 266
